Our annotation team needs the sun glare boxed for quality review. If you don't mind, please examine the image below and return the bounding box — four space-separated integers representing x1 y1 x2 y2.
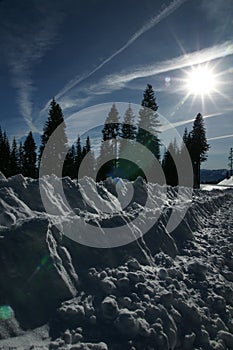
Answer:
185 65 217 96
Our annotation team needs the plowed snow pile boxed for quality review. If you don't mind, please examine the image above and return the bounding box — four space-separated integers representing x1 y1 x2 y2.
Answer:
0 174 233 350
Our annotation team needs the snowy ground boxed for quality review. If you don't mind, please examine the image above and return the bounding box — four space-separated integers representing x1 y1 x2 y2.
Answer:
0 174 233 349
201 176 233 191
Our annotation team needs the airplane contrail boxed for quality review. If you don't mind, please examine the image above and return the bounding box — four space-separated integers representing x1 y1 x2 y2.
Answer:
208 134 233 141
161 112 223 131
56 0 188 100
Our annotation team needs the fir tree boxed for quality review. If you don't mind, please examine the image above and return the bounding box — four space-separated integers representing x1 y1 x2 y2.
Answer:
63 145 76 178
162 139 179 186
136 84 161 180
120 105 137 141
0 131 10 177
118 105 137 180
136 84 160 159
18 142 24 174
189 113 210 188
39 98 68 176
228 147 233 177
9 137 19 176
74 136 83 178
97 104 120 180
22 131 37 178
80 136 95 179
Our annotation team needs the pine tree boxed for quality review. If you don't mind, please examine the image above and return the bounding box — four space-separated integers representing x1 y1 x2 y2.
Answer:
39 98 68 176
228 147 233 177
63 145 76 178
162 139 179 186
136 84 161 180
74 136 83 178
120 105 137 141
18 142 24 174
9 137 19 176
97 104 120 181
118 105 138 180
189 113 210 188
0 131 10 177
79 136 95 179
136 84 160 157
22 131 37 178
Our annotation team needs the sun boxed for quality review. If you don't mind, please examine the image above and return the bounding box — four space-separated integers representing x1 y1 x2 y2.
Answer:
185 65 217 96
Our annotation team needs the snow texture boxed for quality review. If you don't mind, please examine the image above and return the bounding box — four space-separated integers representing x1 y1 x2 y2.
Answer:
0 175 232 349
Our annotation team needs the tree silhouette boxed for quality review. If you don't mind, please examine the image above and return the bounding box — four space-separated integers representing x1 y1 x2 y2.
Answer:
0 131 10 177
23 131 37 178
39 98 68 176
80 136 95 179
63 145 76 178
228 147 233 177
9 137 19 176
118 105 138 180
97 104 120 181
136 84 161 180
189 113 210 188
162 139 179 186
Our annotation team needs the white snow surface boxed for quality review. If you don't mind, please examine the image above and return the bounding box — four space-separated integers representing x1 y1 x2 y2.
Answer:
202 176 233 191
0 175 233 349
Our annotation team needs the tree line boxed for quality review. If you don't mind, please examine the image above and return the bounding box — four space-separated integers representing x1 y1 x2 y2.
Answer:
0 85 210 188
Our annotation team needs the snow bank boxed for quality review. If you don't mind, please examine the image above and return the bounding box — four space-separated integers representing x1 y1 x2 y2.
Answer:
218 175 233 187
0 175 233 349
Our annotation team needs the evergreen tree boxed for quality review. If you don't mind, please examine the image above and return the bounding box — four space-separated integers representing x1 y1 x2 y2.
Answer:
74 136 83 178
162 139 179 186
189 113 210 188
182 127 189 145
118 105 138 180
102 103 120 160
22 131 37 178
80 136 95 179
136 84 160 157
18 141 24 174
120 105 137 141
0 131 10 177
63 145 76 178
97 104 120 180
39 98 68 176
136 84 160 180
9 137 19 176
82 136 91 158
228 147 233 177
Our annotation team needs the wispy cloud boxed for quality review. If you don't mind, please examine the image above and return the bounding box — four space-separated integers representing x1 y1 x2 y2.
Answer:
160 112 223 131
208 134 233 141
56 39 233 113
54 0 188 102
1 1 64 134
97 41 233 92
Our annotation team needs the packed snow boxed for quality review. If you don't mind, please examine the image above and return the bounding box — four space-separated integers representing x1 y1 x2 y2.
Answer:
201 176 233 191
0 174 233 350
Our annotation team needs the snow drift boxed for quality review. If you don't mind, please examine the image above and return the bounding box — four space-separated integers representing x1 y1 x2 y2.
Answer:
0 174 233 349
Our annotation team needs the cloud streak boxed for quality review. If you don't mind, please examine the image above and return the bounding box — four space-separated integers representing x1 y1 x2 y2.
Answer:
55 0 188 101
1 1 64 134
58 39 233 112
160 112 223 132
208 134 233 141
99 41 233 91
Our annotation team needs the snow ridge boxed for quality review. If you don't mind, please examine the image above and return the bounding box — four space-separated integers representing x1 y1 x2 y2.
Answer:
0 175 233 349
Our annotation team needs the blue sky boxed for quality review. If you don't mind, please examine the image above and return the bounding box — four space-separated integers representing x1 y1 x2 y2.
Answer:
0 0 233 169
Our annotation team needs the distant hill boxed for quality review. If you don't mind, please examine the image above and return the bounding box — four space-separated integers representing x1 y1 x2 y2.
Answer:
201 169 227 184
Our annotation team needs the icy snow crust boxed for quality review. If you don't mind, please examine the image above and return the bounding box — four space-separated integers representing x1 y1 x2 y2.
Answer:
0 175 233 349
